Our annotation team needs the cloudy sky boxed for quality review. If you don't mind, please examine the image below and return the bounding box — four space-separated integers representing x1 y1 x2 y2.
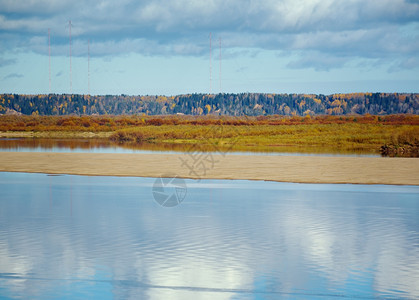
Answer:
0 0 418 95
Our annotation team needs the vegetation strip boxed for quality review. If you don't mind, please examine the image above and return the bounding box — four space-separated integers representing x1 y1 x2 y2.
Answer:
1 115 418 156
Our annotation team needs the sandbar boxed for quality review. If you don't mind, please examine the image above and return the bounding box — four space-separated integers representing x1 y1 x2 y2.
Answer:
1 152 418 185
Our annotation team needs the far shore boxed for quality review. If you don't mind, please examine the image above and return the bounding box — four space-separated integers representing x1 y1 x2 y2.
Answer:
0 131 112 138
0 152 418 185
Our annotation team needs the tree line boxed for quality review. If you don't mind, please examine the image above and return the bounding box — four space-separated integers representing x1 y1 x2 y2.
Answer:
0 93 418 116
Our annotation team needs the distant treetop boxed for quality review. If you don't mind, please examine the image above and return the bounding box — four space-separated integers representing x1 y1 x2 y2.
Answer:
0 93 418 116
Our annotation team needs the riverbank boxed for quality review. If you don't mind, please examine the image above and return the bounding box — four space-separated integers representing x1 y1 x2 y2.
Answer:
1 152 418 185
0 131 111 138
1 114 418 156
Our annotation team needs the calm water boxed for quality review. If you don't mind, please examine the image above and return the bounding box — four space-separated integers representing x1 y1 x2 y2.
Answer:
1 172 418 299
0 138 380 157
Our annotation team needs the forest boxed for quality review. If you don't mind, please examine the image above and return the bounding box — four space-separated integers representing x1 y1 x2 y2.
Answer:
0 92 418 116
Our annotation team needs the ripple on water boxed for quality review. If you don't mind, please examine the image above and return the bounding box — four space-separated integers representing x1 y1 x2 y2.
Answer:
0 173 418 299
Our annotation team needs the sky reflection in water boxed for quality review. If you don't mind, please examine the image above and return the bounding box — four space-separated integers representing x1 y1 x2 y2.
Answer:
0 172 418 299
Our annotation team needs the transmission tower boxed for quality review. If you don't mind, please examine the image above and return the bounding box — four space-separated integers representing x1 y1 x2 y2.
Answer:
209 32 212 95
48 28 51 94
69 20 72 94
88 39 90 95
219 37 222 94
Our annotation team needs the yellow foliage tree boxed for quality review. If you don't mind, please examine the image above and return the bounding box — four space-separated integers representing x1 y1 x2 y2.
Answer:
331 100 341 107
205 104 211 114
313 98 321 104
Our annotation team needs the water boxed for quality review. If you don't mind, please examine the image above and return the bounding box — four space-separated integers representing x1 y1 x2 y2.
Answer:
0 138 380 157
1 172 418 299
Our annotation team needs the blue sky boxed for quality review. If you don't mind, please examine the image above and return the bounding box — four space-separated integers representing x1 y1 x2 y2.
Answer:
0 0 418 95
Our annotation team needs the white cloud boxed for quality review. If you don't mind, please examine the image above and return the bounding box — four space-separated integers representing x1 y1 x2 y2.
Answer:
0 0 418 72
0 57 16 66
3 72 23 79
286 52 349 71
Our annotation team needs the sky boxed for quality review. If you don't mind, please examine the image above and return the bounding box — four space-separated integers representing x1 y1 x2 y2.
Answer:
0 0 418 96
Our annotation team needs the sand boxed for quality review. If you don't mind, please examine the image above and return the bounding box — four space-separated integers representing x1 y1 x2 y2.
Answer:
1 152 418 185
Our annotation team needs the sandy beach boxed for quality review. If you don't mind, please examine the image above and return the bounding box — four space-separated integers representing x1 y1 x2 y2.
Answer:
0 152 418 185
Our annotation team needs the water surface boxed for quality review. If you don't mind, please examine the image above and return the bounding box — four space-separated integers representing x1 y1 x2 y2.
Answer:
0 173 418 299
0 138 380 157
